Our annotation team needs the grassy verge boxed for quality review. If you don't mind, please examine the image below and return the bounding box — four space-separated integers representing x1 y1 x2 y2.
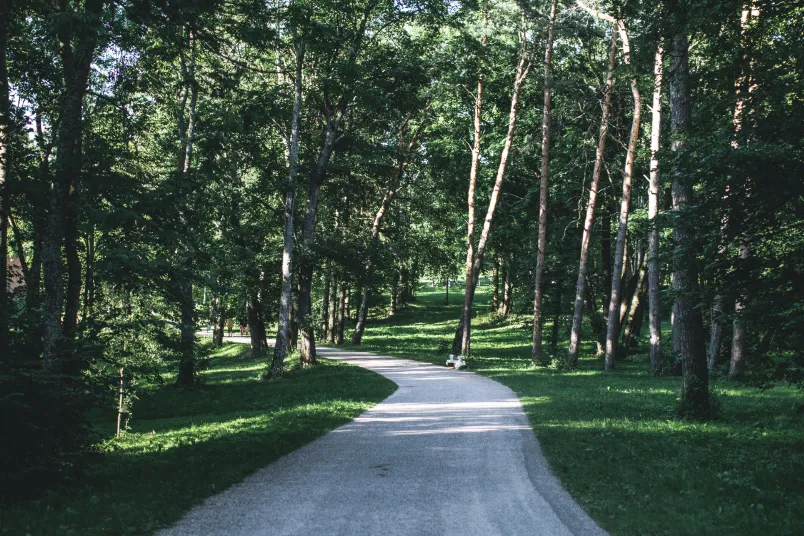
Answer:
331 286 804 536
1 342 396 536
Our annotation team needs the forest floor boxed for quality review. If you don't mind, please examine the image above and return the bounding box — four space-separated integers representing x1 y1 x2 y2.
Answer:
0 343 396 536
331 285 804 536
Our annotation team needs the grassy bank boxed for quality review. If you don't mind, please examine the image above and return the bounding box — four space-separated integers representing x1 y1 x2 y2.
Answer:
332 286 804 536
1 342 396 536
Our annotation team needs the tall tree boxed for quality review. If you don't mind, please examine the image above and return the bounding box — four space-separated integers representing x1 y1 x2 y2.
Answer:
604 19 641 371
458 22 532 356
566 31 617 367
647 33 664 373
728 2 759 381
271 37 305 378
459 3 488 357
41 0 107 367
0 0 10 352
669 27 709 417
531 0 559 365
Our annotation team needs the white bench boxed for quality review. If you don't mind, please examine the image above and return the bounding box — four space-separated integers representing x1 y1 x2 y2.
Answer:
445 354 467 369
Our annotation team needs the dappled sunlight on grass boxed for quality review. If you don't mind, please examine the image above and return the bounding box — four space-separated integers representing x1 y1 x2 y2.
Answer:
5 341 396 536
350 286 804 536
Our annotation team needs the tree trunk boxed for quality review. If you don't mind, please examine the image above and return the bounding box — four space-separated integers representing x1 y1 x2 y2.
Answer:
584 279 606 357
502 270 512 317
174 30 199 388
321 268 330 342
297 124 338 366
460 2 488 357
622 259 648 350
728 4 759 381
116 366 124 438
336 282 346 345
601 206 612 316
389 273 399 316
353 120 415 343
531 0 559 365
729 240 748 379
176 279 195 388
567 32 617 367
604 21 641 371
648 38 665 373
491 258 499 310
272 39 305 378
549 276 562 358
708 294 727 371
458 34 532 356
42 0 103 367
327 272 336 342
214 298 225 347
248 295 261 357
0 0 9 352
670 29 709 417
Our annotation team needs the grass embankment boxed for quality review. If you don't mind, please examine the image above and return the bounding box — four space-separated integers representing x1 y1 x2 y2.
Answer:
333 286 804 536
1 343 396 536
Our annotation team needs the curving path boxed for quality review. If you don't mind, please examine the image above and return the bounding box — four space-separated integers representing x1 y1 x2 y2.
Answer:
159 345 607 536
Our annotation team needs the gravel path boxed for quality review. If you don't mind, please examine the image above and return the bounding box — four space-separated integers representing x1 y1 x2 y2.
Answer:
158 345 607 536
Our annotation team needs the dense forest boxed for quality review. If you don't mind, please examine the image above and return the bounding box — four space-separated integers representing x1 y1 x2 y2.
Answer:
1 0 802 500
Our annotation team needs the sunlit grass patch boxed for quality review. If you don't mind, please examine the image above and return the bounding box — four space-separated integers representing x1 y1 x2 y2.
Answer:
342 285 804 536
3 341 396 536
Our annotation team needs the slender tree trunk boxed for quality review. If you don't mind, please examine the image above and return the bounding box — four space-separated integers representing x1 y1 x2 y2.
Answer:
567 32 618 367
297 125 338 366
728 4 759 380
502 270 512 316
491 258 499 310
176 278 195 387
82 222 95 322
42 0 102 367
116 365 124 438
460 3 488 357
729 240 748 379
584 279 606 356
214 297 225 347
175 30 198 388
353 129 412 343
549 276 562 358
601 207 612 315
0 0 10 352
709 294 726 371
648 38 665 373
670 29 709 417
272 39 305 378
531 0 559 365
389 273 399 316
604 21 641 371
457 34 532 355
327 272 336 342
248 295 261 357
617 242 644 332
622 258 648 349
321 268 330 342
445 279 449 305
336 282 346 345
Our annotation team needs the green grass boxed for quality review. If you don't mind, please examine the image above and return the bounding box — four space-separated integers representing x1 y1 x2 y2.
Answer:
1 342 396 536
331 285 804 536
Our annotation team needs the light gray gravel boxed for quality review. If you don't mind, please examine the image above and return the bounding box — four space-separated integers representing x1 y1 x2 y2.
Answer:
158 346 607 536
